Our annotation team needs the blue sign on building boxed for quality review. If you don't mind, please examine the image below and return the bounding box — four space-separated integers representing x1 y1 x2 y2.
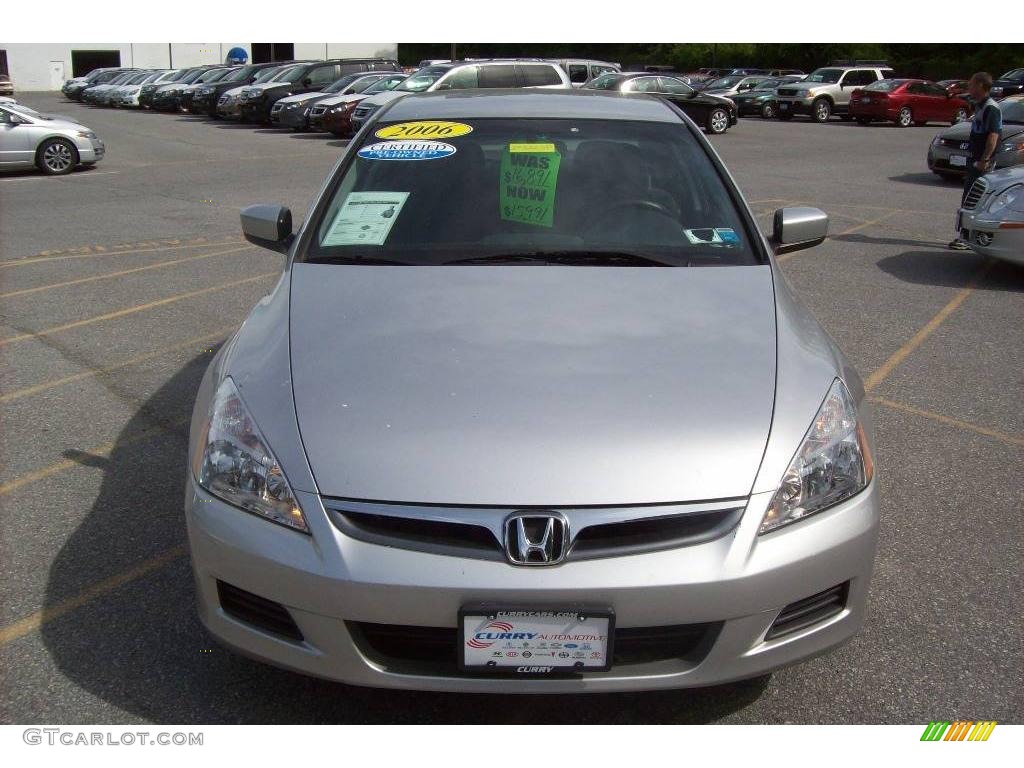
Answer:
226 47 248 65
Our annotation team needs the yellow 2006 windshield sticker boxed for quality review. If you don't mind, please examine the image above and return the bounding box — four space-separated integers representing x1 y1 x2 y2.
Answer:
375 121 474 140
500 143 562 228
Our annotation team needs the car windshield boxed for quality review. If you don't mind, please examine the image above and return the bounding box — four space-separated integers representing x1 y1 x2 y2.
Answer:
324 73 368 94
141 72 164 83
753 78 785 90
270 65 307 83
394 67 449 92
584 73 627 90
219 67 249 83
362 75 405 94
706 76 743 89
253 67 283 83
307 117 759 267
999 98 1024 124
198 69 230 83
806 68 843 83
178 69 206 84
999 69 1024 80
865 79 903 92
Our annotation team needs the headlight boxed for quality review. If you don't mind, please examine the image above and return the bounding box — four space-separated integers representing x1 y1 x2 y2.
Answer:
987 184 1024 214
194 377 308 533
999 140 1024 153
77 131 98 139
760 379 873 534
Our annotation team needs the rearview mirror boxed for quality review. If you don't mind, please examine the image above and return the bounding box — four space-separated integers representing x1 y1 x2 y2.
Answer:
771 207 829 255
241 204 293 254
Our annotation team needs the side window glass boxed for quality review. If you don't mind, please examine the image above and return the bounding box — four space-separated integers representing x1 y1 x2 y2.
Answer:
568 64 589 84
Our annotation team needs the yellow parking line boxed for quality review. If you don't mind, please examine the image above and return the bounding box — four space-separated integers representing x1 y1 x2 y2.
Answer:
0 325 236 404
869 396 1024 448
0 237 244 268
0 272 275 348
0 416 190 497
863 259 995 392
0 546 187 647
0 244 254 299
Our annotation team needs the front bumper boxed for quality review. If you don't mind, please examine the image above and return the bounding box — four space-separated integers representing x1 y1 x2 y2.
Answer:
929 145 1024 177
270 103 312 129
956 206 1024 264
77 137 105 164
187 476 880 692
776 97 814 116
217 97 243 119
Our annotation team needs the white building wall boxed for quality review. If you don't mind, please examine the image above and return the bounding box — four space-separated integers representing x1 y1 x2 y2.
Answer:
0 43 399 91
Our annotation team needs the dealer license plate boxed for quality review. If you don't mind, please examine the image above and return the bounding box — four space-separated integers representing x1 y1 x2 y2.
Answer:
862 97 871 103
779 102 789 110
460 607 614 673
950 154 968 167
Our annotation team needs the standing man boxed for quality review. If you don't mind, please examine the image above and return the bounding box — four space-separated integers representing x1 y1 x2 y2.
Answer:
949 72 1002 249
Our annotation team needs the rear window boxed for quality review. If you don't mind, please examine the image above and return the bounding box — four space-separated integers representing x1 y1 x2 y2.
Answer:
306 117 759 268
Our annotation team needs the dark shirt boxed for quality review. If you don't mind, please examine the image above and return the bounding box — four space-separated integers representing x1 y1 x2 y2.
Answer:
969 97 1002 160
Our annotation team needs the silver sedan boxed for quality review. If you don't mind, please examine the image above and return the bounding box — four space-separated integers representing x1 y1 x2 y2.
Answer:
957 166 1024 264
186 90 879 692
0 103 105 175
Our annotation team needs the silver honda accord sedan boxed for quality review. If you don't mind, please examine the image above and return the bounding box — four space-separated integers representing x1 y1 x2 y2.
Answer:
186 89 879 692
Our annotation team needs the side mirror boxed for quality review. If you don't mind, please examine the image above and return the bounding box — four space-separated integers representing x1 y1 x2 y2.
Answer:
303 77 313 87
771 207 828 255
241 204 293 254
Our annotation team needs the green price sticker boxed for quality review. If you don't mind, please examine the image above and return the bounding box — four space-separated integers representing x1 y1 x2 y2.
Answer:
500 143 561 228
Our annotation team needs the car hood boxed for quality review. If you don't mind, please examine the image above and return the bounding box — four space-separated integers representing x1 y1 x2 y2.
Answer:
738 89 776 98
288 263 777 505
314 93 366 108
245 82 290 93
359 90 407 109
277 91 328 105
938 120 1024 141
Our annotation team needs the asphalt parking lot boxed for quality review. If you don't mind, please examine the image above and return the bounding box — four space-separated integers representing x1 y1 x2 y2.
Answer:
1 93 1021 724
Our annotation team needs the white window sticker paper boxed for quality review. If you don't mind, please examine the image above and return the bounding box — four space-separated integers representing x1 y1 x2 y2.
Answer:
322 191 410 246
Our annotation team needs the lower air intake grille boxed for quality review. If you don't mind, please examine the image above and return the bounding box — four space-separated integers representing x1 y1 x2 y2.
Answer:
765 582 849 640
348 621 722 675
217 581 304 642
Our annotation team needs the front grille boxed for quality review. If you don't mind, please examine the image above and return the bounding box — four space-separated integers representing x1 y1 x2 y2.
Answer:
271 103 284 113
349 621 722 675
311 105 327 116
940 137 971 149
353 104 375 120
218 95 229 105
963 177 989 210
217 580 304 642
765 582 849 640
777 87 800 97
325 499 744 563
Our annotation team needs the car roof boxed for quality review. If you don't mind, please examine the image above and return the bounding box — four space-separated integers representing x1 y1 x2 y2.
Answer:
380 89 681 123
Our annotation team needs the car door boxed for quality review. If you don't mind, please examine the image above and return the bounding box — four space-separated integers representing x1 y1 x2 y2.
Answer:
921 81 952 121
0 108 36 167
653 76 707 124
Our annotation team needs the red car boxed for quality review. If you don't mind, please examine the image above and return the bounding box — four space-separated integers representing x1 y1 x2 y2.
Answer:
850 78 971 127
938 79 969 96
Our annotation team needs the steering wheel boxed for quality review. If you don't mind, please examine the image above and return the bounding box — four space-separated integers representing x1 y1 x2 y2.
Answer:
580 198 679 234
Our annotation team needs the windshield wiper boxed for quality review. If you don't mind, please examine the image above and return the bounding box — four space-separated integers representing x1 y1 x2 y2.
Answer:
444 251 682 267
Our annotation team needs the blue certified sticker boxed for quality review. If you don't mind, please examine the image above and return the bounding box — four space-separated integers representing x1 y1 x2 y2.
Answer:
715 228 740 244
357 140 457 161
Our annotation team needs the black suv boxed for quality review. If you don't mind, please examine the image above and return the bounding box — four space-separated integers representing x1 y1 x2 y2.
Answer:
238 58 401 124
192 61 299 118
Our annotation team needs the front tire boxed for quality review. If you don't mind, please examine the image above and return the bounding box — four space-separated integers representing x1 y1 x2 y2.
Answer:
706 108 730 134
897 106 914 127
36 138 78 175
811 98 832 123
760 102 777 120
